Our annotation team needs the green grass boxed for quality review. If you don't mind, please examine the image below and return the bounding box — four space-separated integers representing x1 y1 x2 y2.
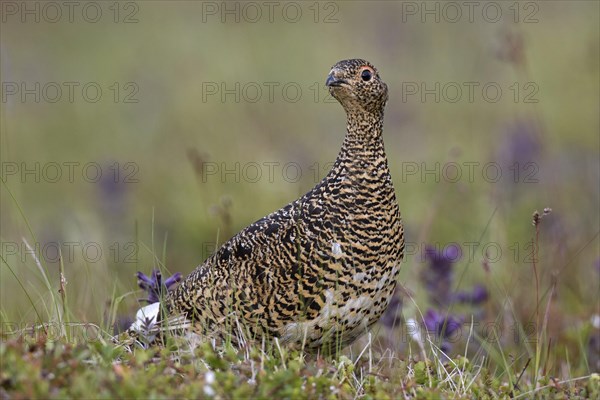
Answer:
1 320 597 398
2 184 597 397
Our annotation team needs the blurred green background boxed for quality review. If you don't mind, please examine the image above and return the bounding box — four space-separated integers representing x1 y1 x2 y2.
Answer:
1 1 598 364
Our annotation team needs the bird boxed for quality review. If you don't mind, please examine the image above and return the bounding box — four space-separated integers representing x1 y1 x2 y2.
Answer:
129 59 405 352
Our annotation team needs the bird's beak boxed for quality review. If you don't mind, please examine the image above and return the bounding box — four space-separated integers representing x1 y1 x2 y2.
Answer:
326 72 347 87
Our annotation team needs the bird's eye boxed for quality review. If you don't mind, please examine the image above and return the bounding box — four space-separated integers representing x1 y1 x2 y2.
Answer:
360 69 372 82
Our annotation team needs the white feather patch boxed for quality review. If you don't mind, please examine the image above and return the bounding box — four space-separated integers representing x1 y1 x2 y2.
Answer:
331 242 343 257
131 302 160 332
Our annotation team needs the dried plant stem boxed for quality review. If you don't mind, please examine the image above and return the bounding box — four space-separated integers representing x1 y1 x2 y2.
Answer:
530 207 552 387
58 251 70 341
533 225 540 331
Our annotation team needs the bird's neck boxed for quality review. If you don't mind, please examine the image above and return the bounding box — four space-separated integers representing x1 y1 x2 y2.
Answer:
338 110 387 164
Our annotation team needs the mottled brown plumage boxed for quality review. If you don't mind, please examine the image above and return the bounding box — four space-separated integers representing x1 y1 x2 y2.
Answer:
134 59 404 350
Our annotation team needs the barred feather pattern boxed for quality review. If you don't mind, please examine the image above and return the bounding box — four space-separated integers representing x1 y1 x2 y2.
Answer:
165 59 405 350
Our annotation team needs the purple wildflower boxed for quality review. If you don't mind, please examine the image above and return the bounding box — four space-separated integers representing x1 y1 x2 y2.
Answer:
502 120 540 165
98 162 129 214
453 284 489 305
417 243 491 354
495 119 542 201
423 309 464 353
425 244 461 271
380 289 403 329
423 309 463 338
137 269 182 303
421 244 461 307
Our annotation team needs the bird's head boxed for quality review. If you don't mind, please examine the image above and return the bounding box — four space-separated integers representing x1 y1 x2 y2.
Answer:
326 59 388 116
